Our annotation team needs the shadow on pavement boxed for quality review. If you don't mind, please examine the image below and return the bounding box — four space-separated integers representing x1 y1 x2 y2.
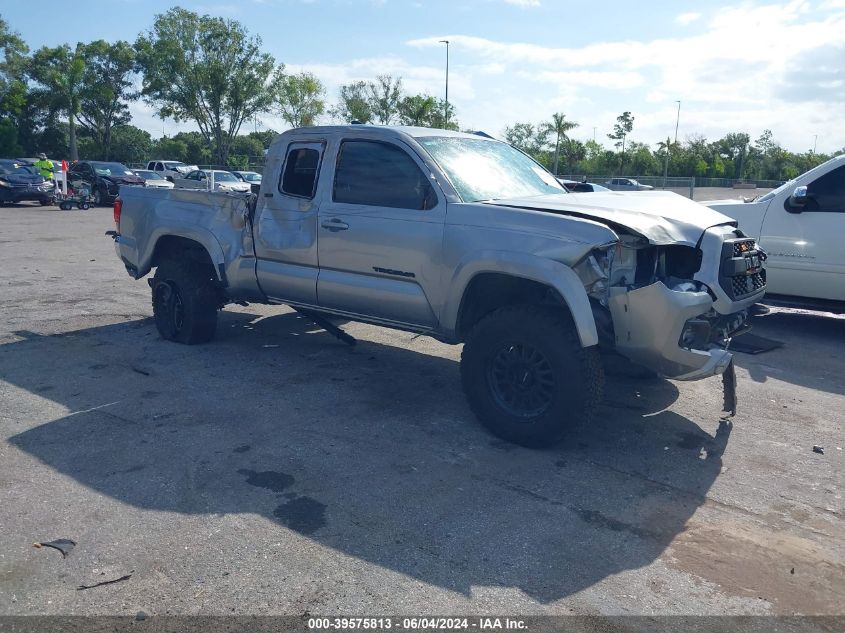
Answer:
5 310 730 602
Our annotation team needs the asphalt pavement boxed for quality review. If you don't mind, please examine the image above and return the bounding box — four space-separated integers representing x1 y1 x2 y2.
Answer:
0 200 841 617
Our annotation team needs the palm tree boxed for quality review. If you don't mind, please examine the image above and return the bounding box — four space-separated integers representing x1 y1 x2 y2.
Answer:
543 113 578 175
29 44 86 160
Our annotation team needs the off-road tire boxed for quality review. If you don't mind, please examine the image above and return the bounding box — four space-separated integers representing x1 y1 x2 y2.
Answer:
460 304 603 448
152 258 219 344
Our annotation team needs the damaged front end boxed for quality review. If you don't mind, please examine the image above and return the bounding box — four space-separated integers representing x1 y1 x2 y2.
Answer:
574 227 766 381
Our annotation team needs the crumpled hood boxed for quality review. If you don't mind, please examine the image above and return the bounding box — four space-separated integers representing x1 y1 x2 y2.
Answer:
104 175 144 186
485 190 736 246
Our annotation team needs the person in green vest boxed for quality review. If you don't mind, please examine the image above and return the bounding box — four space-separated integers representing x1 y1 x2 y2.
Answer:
33 153 54 181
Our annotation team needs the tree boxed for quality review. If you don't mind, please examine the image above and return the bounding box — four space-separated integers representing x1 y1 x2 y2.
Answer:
109 125 153 165
276 71 325 128
246 129 277 150
504 122 551 166
398 94 436 126
542 113 578 175
607 111 634 154
367 75 403 125
28 44 86 160
135 8 280 165
153 136 189 163
429 99 458 131
330 80 372 123
77 40 137 160
0 16 28 155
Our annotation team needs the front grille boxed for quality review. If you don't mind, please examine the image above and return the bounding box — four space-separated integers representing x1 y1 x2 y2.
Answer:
719 238 767 300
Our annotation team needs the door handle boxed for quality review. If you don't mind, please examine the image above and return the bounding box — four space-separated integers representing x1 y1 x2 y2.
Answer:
321 218 349 232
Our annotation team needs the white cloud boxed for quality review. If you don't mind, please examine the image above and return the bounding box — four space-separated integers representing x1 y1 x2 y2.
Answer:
404 1 845 150
675 11 702 25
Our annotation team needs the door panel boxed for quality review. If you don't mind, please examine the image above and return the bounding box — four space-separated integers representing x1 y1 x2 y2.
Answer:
317 139 444 327
254 141 324 305
760 165 845 300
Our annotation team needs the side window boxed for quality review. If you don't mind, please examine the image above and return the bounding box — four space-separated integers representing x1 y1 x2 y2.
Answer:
280 146 321 198
808 165 845 212
333 140 436 210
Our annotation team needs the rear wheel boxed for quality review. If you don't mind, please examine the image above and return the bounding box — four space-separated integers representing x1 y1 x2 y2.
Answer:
152 259 219 344
460 305 603 448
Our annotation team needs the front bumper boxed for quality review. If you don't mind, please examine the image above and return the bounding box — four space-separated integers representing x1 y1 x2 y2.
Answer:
0 187 55 203
608 281 734 380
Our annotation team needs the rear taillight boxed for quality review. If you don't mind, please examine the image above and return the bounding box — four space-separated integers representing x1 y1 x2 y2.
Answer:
113 198 122 230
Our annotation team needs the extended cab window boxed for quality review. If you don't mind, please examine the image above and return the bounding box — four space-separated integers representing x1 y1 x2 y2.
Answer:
281 147 320 198
808 165 845 212
333 140 435 210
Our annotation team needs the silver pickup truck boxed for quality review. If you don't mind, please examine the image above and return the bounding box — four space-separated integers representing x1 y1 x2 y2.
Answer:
110 125 766 446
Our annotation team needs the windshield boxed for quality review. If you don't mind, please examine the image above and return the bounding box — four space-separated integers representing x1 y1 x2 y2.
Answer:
91 162 134 176
213 172 238 182
241 172 261 181
136 170 163 180
417 137 565 202
164 162 187 170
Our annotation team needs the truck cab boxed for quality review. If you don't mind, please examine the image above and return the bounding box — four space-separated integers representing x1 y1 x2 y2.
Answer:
706 155 845 307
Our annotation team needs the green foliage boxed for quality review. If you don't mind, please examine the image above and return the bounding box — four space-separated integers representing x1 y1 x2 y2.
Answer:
541 113 578 174
27 43 86 160
276 71 325 128
77 40 137 160
367 75 403 125
0 117 21 155
153 136 189 163
607 111 634 153
246 129 277 149
110 125 153 165
330 81 372 124
135 7 279 164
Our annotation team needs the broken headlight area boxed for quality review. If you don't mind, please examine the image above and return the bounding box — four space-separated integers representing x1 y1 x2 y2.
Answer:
678 309 749 351
575 236 705 306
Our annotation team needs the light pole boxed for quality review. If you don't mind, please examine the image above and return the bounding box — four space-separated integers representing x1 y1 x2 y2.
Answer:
813 134 818 154
663 100 681 188
593 126 596 142
673 100 681 143
439 40 449 127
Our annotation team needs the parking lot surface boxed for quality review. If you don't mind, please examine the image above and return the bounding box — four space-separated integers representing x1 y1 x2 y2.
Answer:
0 201 842 616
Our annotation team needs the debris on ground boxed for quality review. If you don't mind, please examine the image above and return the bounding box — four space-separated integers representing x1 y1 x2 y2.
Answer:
131 366 150 376
813 445 825 455
33 539 76 558
135 611 148 621
77 571 134 591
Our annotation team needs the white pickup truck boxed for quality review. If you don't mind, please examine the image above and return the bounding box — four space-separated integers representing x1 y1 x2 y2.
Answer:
706 155 845 310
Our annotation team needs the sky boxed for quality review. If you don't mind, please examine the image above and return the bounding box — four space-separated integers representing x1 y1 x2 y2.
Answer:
3 0 843 153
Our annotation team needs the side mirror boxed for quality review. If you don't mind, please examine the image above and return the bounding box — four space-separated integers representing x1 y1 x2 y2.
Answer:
787 185 809 213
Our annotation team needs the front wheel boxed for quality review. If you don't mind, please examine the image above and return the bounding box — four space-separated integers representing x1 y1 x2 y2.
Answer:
92 187 102 206
152 259 219 344
460 305 603 448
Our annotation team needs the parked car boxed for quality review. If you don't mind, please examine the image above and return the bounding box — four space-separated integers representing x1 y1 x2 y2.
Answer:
145 160 198 182
67 161 144 206
231 170 262 194
605 177 654 191
558 179 611 193
705 154 845 310
133 169 175 190
109 125 765 447
0 160 55 206
174 169 252 193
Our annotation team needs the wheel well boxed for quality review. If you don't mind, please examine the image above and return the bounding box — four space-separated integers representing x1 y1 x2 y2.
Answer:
456 273 573 341
150 236 216 273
